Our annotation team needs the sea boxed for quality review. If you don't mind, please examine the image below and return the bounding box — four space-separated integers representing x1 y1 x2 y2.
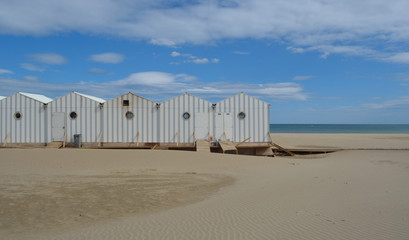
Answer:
269 124 409 134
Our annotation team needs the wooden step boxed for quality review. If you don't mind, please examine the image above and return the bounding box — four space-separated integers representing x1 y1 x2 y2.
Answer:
196 140 210 152
219 141 238 154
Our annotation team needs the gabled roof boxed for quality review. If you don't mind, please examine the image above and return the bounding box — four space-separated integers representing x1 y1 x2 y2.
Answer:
19 92 53 104
106 92 158 104
216 92 270 105
74 92 106 103
161 92 212 104
0 96 5 101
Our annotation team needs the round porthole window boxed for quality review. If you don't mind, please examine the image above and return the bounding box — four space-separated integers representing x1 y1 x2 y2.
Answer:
125 111 134 119
14 112 22 120
70 111 78 120
183 112 190 120
238 112 246 119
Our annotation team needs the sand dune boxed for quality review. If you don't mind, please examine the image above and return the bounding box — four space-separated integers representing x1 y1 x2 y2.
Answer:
1 134 409 240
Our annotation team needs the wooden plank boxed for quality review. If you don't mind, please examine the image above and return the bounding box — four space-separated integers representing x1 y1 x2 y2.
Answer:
3 132 10 147
219 141 238 154
269 133 295 156
235 137 251 147
196 140 210 152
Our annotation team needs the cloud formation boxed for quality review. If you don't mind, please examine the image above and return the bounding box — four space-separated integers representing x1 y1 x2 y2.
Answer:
20 63 45 72
29 53 67 64
171 51 219 64
2 1 408 61
0 71 307 102
88 68 113 75
0 68 13 74
89 53 125 64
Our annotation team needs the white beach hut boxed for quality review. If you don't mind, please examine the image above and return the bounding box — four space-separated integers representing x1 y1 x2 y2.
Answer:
0 92 52 145
213 93 270 143
102 92 158 144
158 93 213 144
47 92 105 145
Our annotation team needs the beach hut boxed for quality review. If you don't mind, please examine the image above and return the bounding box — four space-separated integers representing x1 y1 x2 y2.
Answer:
214 93 270 143
102 92 158 144
47 92 105 145
0 96 5 101
158 93 213 144
0 92 52 145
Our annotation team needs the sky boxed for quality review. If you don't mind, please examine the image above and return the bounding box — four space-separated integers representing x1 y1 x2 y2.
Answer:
0 0 408 124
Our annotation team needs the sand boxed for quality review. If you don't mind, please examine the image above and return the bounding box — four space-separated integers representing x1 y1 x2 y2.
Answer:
0 134 409 240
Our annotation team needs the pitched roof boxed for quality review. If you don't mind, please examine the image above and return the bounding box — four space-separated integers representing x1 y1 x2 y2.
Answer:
19 92 53 104
74 92 106 103
216 92 270 105
161 92 212 104
106 92 158 104
0 96 5 101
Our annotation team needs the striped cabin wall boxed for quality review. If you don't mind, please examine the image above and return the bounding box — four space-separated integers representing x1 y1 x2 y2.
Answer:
158 93 213 144
215 93 270 143
0 93 48 143
47 92 104 143
102 93 158 143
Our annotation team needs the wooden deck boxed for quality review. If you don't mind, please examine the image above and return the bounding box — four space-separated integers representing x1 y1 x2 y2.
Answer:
219 141 238 154
196 140 210 152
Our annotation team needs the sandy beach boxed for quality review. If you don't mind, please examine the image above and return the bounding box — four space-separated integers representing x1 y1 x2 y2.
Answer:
1 134 409 240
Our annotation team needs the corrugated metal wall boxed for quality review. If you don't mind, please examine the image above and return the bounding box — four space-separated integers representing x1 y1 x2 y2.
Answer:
102 93 158 143
47 92 103 143
1 92 270 145
0 93 47 143
215 93 270 143
159 93 213 144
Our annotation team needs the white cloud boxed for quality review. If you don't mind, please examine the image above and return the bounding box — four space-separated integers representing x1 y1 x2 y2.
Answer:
171 51 219 64
89 53 125 64
383 52 409 64
363 96 409 109
192 58 209 64
29 53 67 64
233 51 249 55
0 68 13 74
22 76 39 81
88 68 113 75
20 63 45 72
171 51 181 57
293 75 315 81
114 72 193 86
0 71 307 102
2 1 409 62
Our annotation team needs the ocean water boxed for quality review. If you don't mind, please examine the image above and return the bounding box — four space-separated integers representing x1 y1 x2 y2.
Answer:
269 124 409 134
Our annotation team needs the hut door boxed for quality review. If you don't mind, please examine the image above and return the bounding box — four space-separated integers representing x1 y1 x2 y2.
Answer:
52 112 65 141
224 113 233 141
215 113 233 142
194 112 209 140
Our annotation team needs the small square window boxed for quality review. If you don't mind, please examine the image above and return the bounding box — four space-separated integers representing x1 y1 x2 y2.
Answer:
123 100 129 106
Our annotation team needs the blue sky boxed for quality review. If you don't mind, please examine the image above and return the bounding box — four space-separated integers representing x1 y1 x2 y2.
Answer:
0 0 409 123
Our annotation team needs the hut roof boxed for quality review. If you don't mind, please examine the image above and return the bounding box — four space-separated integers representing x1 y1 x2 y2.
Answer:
0 96 5 101
216 92 270 105
74 92 106 103
160 92 212 104
19 92 53 104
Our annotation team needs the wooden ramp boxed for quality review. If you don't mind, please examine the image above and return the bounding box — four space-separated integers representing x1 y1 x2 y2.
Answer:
46 141 63 148
219 141 238 154
196 140 210 152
